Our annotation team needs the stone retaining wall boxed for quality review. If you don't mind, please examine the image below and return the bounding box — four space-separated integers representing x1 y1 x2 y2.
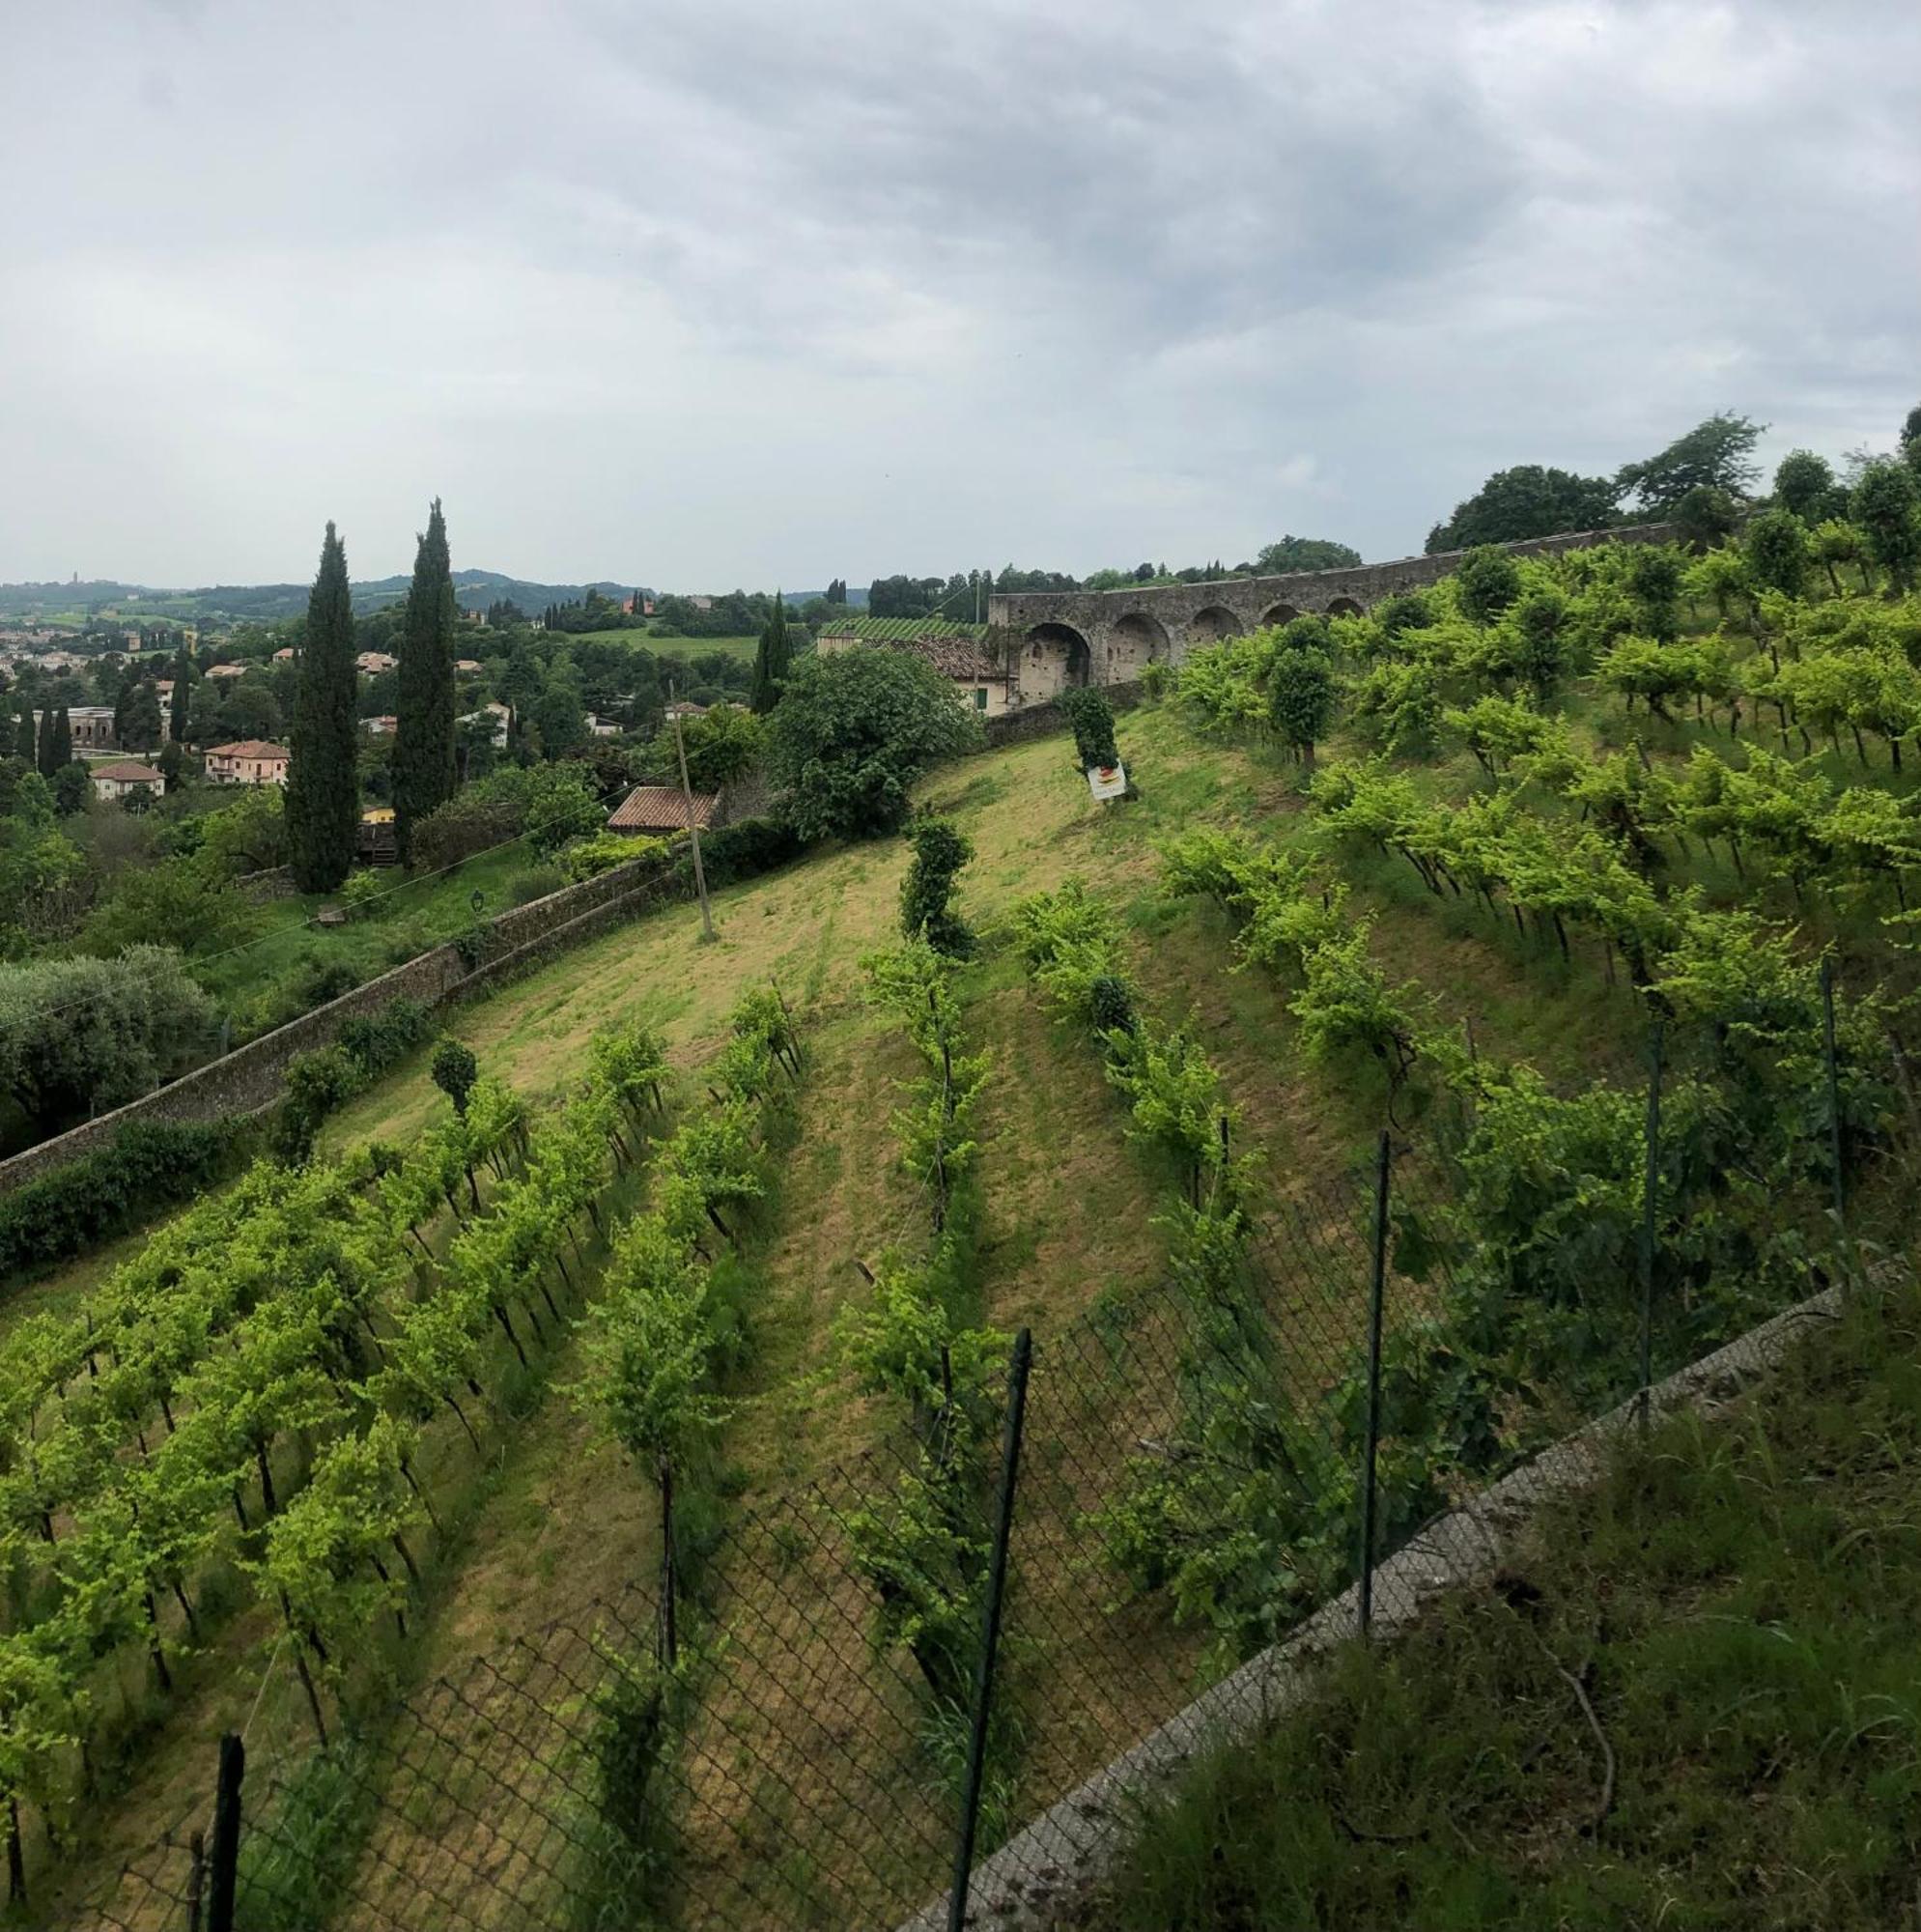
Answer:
979 679 1147 751
0 845 685 1201
895 1283 1844 1931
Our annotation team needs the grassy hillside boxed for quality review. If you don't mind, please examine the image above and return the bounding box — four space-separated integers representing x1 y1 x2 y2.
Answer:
1080 1275 1921 1932
21 537 1921 1931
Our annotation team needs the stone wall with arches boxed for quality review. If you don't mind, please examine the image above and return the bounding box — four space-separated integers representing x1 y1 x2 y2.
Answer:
986 520 1676 706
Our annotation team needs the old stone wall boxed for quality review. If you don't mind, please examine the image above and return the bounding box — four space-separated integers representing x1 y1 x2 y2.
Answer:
978 679 1147 750
0 845 687 1202
989 520 1678 702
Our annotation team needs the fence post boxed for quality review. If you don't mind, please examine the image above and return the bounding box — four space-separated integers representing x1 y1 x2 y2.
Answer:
186 1830 206 1932
1357 1130 1391 1641
1821 957 1847 1235
207 1733 244 1932
947 1327 1032 1932
1637 1017 1665 1432
659 1460 678 1670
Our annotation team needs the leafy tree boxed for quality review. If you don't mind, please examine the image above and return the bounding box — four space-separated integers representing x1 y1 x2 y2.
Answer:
0 949 218 1128
1670 484 1740 552
1850 460 1920 593
769 648 981 841
1267 648 1336 770
899 816 975 957
168 645 192 743
121 681 163 753
432 1037 479 1116
1252 535 1362 574
1375 590 1435 639
1626 544 1684 640
1773 449 1838 522
749 593 791 714
1059 687 1119 770
1455 547 1521 625
49 764 89 816
1425 465 1619 554
529 652 587 759
393 499 459 863
286 523 361 894
78 856 249 958
1616 412 1766 514
668 704 763 792
1812 519 1872 596
1743 508 1811 599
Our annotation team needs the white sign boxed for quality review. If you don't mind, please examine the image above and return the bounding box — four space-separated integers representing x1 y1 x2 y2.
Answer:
1088 761 1128 801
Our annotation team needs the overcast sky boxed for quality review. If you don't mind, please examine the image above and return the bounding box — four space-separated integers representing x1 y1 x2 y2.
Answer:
1 0 1915 591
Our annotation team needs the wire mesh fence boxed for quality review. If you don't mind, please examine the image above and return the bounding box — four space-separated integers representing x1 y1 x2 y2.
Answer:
68 1010 1881 1932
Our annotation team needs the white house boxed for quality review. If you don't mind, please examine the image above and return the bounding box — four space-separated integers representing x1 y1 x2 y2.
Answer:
91 759 165 802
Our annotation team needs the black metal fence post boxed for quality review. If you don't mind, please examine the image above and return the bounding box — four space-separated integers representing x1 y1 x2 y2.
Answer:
1821 956 1847 1230
1637 1017 1665 1431
659 1459 678 1670
947 1327 1032 1932
1357 1131 1391 1640
207 1732 244 1932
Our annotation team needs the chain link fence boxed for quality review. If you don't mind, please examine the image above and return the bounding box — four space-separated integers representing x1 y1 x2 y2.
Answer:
63 1007 1884 1932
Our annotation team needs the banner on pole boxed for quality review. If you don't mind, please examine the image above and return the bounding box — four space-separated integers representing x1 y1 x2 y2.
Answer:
1087 761 1127 801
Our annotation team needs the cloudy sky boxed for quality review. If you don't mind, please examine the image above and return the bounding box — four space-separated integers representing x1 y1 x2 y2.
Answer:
1 0 1915 591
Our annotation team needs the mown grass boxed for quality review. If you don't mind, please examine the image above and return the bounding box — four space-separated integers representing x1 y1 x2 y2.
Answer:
1080 1278 1921 1932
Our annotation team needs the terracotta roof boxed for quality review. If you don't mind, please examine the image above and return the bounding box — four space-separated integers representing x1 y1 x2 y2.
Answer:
208 740 290 760
608 784 717 832
899 635 999 680
92 760 163 783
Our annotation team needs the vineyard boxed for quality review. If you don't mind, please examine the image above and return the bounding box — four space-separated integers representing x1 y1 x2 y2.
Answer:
8 519 1921 1930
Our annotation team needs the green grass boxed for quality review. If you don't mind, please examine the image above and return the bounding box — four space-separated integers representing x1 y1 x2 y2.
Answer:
193 841 537 1037
1084 1279 1921 1932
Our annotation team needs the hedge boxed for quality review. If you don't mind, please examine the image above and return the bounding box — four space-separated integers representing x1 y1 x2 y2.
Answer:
0 1119 246 1287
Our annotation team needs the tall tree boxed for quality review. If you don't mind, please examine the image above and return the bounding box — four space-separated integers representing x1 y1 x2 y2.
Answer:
1773 450 1838 523
16 708 37 762
287 522 361 893
1426 466 1620 554
1852 461 1920 594
749 592 791 713
392 499 459 864
123 680 164 753
1616 412 1766 515
169 641 192 742
37 707 71 777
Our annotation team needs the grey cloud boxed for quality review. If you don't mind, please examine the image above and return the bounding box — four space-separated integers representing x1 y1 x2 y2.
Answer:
0 0 1915 584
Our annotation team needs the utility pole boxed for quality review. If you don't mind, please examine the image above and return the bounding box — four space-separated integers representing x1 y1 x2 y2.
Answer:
668 684 715 943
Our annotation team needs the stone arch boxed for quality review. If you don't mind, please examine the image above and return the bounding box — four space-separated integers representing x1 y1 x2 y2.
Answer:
1023 622 1092 701
1187 605 1243 645
1105 611 1170 682
1257 602 1302 630
1325 596 1366 619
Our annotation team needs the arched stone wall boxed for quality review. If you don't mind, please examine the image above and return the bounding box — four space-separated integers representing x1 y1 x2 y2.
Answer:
1325 596 1366 619
1257 602 1301 629
1104 611 1170 681
1022 622 1092 701
1187 605 1243 646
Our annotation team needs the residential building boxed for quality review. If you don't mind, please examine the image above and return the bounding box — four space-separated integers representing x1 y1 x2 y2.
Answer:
205 739 291 785
458 700 510 749
608 784 717 836
455 658 483 673
204 662 251 681
361 714 399 737
272 646 296 663
91 759 165 802
816 625 1012 717
355 650 398 675
586 714 622 737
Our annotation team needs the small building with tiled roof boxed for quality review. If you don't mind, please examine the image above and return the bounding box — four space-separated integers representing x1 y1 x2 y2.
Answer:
608 784 719 836
91 759 166 802
206 740 291 785
816 623 1013 717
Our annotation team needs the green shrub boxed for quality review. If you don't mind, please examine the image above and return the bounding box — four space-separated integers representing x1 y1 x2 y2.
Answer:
0 1119 243 1285
505 866 565 907
1060 687 1119 771
681 815 805 888
560 833 664 883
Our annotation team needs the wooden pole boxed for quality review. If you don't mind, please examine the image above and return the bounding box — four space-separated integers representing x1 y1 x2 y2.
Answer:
668 685 715 944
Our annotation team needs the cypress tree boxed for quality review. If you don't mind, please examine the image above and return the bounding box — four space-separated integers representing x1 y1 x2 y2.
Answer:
16 707 37 762
287 522 362 893
392 498 459 864
170 641 192 742
750 592 791 714
52 707 71 770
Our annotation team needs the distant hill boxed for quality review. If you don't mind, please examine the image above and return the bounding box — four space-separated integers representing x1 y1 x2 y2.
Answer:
0 570 650 627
